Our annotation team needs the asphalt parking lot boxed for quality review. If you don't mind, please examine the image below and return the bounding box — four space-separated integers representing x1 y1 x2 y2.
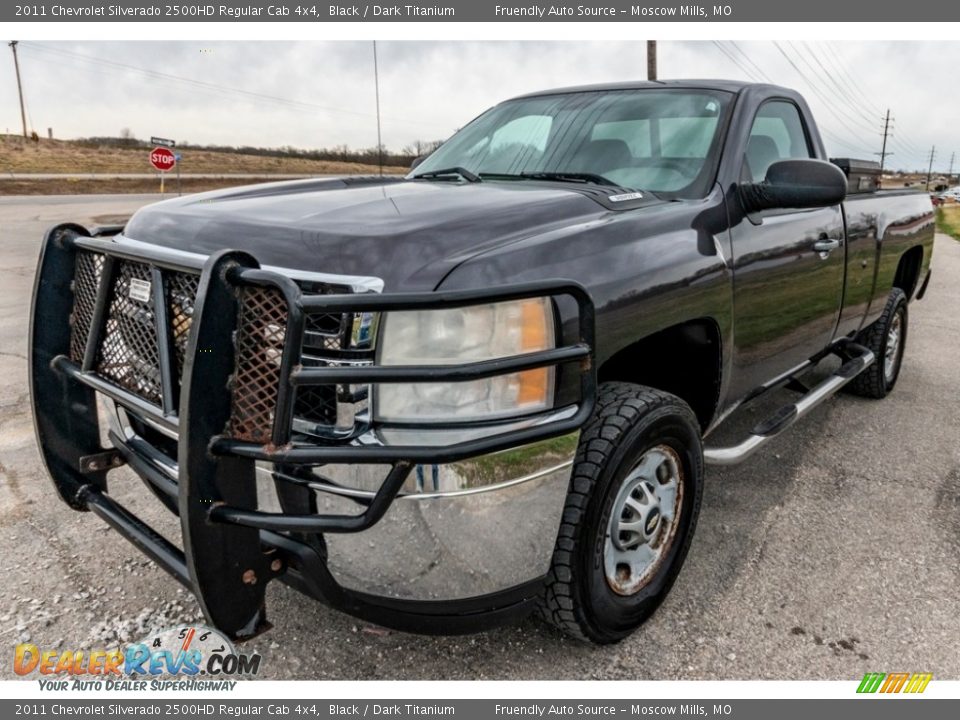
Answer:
1 194 958 681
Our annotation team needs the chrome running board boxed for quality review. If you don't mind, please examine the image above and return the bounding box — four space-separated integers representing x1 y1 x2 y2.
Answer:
704 342 875 466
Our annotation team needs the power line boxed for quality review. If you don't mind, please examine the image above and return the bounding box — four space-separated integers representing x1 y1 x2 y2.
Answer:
772 42 881 147
814 41 932 167
18 41 446 131
890 138 923 169
785 41 879 134
798 41 879 129
727 41 773 84
819 127 875 156
711 41 763 83
817 42 885 117
716 41 875 157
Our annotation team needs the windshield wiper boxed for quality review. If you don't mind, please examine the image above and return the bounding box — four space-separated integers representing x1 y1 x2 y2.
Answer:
518 171 616 186
412 166 481 183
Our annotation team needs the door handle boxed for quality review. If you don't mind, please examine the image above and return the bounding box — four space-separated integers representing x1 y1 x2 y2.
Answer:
813 238 840 254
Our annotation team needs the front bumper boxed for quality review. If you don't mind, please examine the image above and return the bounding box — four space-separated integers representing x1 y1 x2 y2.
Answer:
29 225 596 639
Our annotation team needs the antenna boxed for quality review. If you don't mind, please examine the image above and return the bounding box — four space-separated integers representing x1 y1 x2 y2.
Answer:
373 41 383 177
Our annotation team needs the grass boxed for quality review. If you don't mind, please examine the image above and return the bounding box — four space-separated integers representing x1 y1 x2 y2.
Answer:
936 205 960 241
0 135 403 175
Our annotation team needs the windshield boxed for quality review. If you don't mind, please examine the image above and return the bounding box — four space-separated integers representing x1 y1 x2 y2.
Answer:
410 88 733 198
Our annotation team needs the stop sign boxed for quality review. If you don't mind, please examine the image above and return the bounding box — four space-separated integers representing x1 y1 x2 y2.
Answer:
149 146 176 172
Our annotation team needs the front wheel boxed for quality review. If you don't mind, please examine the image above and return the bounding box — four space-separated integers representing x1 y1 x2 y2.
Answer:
538 383 704 644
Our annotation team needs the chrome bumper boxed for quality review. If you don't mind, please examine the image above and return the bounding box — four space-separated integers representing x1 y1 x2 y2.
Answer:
286 436 576 601
109 400 576 602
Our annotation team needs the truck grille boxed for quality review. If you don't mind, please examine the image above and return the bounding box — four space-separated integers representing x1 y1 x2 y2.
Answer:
228 285 289 443
97 261 165 404
69 252 201 407
167 271 200 381
69 251 104 361
228 289 372 443
69 248 370 444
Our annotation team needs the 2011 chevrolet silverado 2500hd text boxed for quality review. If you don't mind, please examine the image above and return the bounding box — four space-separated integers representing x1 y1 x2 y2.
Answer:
29 80 934 643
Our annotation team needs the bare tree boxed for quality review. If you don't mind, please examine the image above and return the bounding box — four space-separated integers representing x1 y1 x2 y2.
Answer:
118 128 139 147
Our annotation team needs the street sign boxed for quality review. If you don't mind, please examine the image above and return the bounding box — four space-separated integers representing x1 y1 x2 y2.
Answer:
151 136 175 147
149 146 176 172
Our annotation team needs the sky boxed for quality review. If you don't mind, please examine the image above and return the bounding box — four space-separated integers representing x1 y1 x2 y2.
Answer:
0 40 955 172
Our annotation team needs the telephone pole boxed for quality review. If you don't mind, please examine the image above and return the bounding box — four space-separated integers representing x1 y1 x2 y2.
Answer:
875 109 893 172
949 152 955 184
925 145 936 190
8 41 27 138
372 41 383 177
647 41 657 81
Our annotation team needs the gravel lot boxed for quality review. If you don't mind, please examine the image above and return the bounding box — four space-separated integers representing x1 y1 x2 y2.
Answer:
1 194 958 681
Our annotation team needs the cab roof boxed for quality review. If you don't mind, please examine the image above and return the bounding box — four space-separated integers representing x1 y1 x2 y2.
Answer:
512 79 787 99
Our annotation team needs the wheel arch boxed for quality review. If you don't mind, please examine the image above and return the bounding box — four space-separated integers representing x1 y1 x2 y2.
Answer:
893 244 925 300
597 318 722 431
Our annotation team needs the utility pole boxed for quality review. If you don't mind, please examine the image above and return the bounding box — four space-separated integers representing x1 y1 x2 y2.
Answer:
875 109 893 173
949 152 955 184
926 145 936 190
372 40 383 177
8 41 27 138
647 41 657 81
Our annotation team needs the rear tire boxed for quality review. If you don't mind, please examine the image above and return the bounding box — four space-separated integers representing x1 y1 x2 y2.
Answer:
847 288 908 399
538 383 704 644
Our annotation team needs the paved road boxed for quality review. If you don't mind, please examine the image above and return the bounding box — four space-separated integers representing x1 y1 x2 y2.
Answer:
1 195 958 680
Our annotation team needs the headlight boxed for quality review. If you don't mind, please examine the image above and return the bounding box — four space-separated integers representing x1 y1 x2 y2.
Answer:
374 297 556 423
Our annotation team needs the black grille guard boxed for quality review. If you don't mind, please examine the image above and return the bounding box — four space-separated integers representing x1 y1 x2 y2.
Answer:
29 225 597 639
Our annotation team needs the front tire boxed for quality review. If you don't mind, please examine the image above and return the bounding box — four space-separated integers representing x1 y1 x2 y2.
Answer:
847 288 908 399
538 383 704 644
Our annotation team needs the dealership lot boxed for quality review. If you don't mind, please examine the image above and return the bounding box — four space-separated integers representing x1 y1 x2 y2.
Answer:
1 194 957 680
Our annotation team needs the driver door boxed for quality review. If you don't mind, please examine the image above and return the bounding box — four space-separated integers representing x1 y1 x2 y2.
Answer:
727 100 846 399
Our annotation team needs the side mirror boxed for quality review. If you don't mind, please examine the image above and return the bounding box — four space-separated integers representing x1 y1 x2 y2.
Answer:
410 155 427 170
740 159 847 213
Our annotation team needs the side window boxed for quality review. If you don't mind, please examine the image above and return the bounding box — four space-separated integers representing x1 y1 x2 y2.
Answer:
744 101 812 183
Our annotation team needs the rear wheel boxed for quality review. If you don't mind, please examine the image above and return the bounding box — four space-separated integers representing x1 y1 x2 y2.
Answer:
847 288 908 399
538 383 704 643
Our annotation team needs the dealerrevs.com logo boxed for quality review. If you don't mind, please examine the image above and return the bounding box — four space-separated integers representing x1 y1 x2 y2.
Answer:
13 625 261 691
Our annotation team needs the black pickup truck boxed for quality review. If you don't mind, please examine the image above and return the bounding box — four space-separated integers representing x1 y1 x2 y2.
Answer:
30 80 934 644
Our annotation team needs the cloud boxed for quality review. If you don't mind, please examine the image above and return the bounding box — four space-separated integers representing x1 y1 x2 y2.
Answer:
1 40 954 171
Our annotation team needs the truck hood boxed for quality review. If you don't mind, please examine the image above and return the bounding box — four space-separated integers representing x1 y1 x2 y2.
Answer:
122 176 660 290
